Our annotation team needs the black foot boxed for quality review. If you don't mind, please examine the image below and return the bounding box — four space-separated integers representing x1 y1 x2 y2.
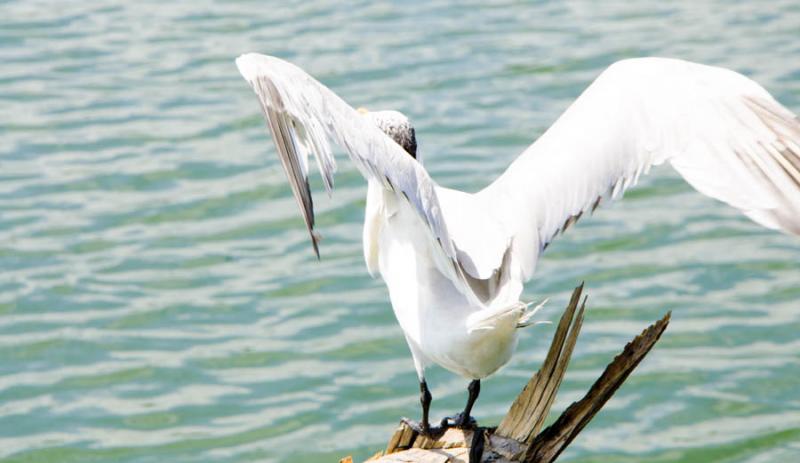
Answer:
401 417 448 439
444 411 478 429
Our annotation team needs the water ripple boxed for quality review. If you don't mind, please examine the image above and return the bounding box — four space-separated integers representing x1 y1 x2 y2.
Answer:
1 1 799 462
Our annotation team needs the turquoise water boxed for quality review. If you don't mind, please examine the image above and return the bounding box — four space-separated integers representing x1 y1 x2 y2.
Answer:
2 1 800 462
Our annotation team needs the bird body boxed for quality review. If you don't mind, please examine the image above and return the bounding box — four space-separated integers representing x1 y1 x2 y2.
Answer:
368 179 522 380
236 53 800 435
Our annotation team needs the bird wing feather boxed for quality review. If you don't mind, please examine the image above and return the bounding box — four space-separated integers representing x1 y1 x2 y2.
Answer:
478 57 800 281
236 53 469 286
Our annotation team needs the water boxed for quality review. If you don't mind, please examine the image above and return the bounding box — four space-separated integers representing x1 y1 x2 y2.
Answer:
1 1 799 462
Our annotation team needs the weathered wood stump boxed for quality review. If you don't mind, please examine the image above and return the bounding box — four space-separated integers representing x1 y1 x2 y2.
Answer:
341 283 671 463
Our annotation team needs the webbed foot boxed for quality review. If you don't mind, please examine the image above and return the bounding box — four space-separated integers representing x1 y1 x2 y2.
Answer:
443 411 478 429
401 417 448 439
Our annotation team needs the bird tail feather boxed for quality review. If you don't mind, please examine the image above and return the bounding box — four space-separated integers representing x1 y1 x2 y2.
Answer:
466 298 550 334
516 298 550 328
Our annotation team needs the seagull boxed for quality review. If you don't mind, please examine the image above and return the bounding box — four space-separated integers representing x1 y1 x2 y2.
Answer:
236 54 800 437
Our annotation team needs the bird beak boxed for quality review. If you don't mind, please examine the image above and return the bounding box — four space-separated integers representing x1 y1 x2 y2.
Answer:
357 107 369 114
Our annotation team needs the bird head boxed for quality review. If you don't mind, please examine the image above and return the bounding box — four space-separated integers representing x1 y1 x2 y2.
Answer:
358 108 418 161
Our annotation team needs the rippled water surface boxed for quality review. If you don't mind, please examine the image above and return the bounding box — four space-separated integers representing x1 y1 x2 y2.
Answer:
2 1 800 462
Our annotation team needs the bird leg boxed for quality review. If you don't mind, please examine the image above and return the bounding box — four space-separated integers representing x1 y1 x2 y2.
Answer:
444 379 480 429
402 379 447 439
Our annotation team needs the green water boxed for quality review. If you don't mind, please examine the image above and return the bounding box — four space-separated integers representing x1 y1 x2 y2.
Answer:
1 1 799 462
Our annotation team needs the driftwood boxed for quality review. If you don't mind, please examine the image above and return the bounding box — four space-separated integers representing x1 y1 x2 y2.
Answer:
341 283 671 463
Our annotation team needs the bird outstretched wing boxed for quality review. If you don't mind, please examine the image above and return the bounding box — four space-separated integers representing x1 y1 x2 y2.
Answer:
478 57 800 281
236 53 457 266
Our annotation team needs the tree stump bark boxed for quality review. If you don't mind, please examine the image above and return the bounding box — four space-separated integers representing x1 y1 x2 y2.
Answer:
342 283 671 463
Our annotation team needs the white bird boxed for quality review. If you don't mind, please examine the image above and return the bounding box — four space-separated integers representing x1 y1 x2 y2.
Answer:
235 54 800 436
